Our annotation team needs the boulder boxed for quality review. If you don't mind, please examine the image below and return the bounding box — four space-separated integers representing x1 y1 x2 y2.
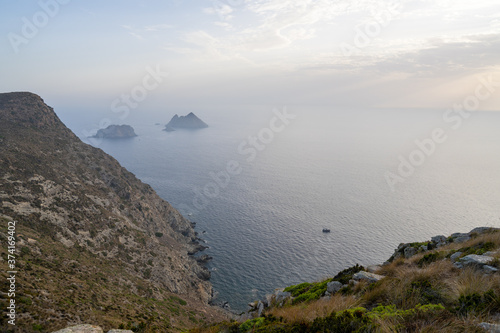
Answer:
327 281 343 294
451 232 469 238
431 235 447 243
352 271 385 284
420 245 428 252
479 322 500 333
453 236 471 243
366 265 381 273
483 265 498 274
450 252 462 262
52 325 103 333
275 291 291 304
460 254 495 266
404 247 417 259
257 301 265 317
470 227 499 235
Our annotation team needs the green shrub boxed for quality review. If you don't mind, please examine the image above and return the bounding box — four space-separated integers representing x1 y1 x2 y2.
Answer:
285 280 332 305
332 264 364 285
417 252 445 267
240 317 265 332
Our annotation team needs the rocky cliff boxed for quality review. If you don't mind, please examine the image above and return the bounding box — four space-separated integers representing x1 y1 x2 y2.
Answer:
0 92 227 332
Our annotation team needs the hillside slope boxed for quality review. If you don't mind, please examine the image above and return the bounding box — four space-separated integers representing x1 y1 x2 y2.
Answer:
0 92 227 332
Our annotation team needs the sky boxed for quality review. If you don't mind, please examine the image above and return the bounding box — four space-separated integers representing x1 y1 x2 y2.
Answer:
1 0 500 112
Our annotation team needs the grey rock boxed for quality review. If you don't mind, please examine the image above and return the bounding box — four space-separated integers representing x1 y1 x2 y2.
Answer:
257 301 265 317
470 227 499 235
52 325 103 333
450 252 463 262
366 265 381 273
275 291 291 304
460 254 495 266
484 251 498 257
327 281 343 294
404 247 417 259
453 262 464 269
479 322 500 333
353 271 385 283
420 245 428 252
453 236 471 243
483 265 499 274
108 330 134 333
451 232 469 238
431 235 447 243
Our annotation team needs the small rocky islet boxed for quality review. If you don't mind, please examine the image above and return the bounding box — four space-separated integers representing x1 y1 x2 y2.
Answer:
93 124 137 139
164 112 208 131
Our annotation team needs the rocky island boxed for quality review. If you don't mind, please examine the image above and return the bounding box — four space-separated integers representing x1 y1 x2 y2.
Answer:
93 124 137 139
164 112 208 131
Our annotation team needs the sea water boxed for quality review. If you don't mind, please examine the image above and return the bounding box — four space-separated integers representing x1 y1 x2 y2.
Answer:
62 106 500 311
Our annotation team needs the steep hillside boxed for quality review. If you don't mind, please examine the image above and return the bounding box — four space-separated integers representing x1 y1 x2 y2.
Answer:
0 92 227 332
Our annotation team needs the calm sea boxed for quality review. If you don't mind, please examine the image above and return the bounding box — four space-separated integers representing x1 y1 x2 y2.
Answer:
62 106 500 312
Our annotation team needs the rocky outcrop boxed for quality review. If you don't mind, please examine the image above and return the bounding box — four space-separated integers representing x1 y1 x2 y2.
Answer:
94 124 137 138
164 112 208 130
389 227 499 262
327 281 343 294
0 92 227 332
52 325 133 333
352 271 385 284
52 325 104 333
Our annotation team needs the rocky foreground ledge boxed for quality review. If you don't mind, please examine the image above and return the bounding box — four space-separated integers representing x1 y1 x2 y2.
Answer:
232 226 500 333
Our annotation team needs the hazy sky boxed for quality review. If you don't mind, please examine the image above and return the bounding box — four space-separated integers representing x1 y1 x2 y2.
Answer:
1 0 500 110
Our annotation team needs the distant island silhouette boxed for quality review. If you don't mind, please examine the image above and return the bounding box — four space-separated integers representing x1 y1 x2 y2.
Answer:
164 112 208 131
93 124 137 138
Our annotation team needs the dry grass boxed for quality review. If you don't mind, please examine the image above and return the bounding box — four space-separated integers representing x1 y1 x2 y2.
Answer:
364 260 457 309
447 267 500 301
198 230 500 333
268 294 362 324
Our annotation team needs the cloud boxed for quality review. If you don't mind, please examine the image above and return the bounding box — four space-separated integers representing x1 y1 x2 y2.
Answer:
203 3 234 21
300 33 500 78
